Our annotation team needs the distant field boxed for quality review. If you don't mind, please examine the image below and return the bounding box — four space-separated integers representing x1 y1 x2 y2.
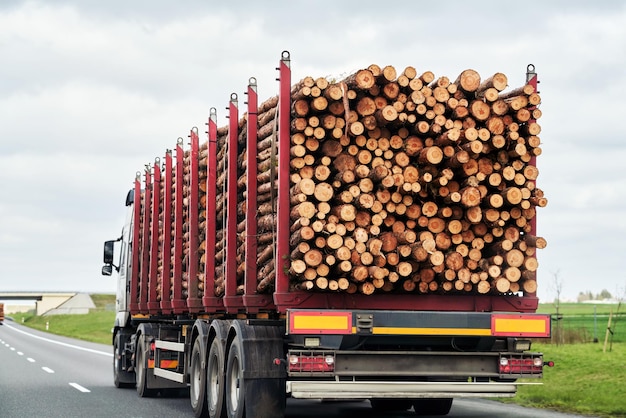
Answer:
537 303 626 344
537 302 622 315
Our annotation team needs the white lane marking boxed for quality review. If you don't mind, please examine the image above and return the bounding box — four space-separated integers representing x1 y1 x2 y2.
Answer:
10 347 15 351
69 382 91 393
42 367 55 374
27 358 36 363
17 351 24 356
5 324 112 357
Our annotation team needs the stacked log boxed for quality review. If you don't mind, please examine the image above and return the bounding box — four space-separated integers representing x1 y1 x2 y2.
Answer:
275 65 546 295
251 95 280 292
141 64 546 301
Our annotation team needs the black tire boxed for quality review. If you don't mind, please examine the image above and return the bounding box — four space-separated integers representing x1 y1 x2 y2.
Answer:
413 398 453 416
190 338 209 417
136 337 156 397
113 333 134 388
207 337 226 418
225 338 245 418
370 398 413 412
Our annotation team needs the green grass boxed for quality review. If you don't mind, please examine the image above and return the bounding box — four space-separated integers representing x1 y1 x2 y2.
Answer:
12 294 115 345
537 303 626 344
537 302 623 315
508 342 626 418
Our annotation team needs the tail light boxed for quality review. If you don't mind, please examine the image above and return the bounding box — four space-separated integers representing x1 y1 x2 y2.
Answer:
499 354 543 377
288 352 335 374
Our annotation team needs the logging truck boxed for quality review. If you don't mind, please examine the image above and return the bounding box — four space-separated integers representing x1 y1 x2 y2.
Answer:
0 303 4 324
102 51 552 417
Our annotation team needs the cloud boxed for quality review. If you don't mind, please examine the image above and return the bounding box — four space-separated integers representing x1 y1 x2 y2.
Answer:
1 0 625 300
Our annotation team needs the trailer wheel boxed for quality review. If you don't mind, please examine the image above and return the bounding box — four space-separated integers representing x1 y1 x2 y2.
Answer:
136 337 156 397
207 337 226 418
413 398 453 416
190 338 209 417
370 399 413 411
225 337 245 418
113 333 134 388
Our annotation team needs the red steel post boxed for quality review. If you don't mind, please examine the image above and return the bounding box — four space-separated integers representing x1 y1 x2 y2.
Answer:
148 159 161 313
244 79 259 297
187 128 202 312
202 108 223 310
160 151 173 313
139 168 151 313
224 94 244 312
171 139 186 313
526 64 539 296
242 78 274 312
275 51 291 302
129 174 142 312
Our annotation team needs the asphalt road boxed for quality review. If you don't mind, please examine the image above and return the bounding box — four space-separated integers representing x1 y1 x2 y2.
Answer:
0 320 595 418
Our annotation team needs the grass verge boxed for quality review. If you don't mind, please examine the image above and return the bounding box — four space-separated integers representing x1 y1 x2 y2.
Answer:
503 342 626 418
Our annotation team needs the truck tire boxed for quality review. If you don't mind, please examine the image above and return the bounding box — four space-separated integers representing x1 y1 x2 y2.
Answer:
370 399 413 411
113 333 134 388
226 321 286 418
413 398 453 416
225 337 246 418
207 337 226 418
190 338 209 417
136 337 156 397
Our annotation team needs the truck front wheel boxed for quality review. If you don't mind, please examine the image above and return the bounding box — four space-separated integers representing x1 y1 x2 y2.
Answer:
225 338 245 418
136 337 156 397
113 333 134 388
190 338 209 417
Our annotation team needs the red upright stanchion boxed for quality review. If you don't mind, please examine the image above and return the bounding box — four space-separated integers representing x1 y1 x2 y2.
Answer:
129 174 142 313
160 151 173 314
274 51 292 310
202 108 224 311
171 138 186 313
245 79 259 297
224 94 245 312
526 64 539 297
139 168 151 313
187 128 202 312
148 159 161 313
243 78 274 312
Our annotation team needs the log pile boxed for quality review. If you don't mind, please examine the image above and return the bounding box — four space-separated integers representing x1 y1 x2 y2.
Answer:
275 65 546 295
138 63 547 302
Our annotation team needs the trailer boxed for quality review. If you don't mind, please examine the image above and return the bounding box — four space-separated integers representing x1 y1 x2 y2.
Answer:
102 51 552 417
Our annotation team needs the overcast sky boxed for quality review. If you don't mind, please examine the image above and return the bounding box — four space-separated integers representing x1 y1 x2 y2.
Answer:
1 0 625 302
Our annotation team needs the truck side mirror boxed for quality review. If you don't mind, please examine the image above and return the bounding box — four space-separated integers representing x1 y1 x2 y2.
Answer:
102 264 113 276
103 240 115 264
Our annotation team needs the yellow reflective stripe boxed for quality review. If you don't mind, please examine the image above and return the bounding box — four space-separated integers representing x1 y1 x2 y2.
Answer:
293 315 350 331
494 318 548 335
